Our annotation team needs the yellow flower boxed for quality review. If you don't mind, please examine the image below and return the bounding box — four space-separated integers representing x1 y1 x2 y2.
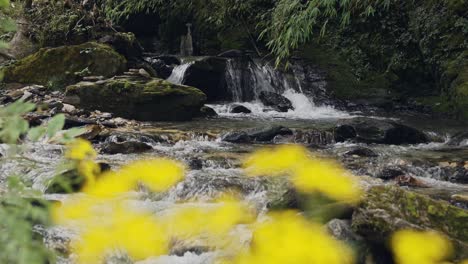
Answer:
232 211 354 264
161 195 255 239
74 208 169 264
243 145 309 177
244 145 362 203
392 230 453 264
293 159 362 203
83 159 185 198
77 160 100 187
65 139 97 161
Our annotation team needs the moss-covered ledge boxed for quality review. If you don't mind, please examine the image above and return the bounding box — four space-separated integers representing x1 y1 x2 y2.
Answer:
352 185 468 258
65 77 207 121
1 42 126 89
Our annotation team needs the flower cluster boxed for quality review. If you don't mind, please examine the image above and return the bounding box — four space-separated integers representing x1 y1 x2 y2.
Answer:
53 141 466 264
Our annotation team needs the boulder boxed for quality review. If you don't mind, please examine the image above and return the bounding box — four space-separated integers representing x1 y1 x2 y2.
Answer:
230 105 251 114
259 91 294 112
221 131 251 143
2 42 126 89
335 118 429 145
182 57 229 101
148 59 174 79
352 186 468 258
199 106 218 117
65 77 207 121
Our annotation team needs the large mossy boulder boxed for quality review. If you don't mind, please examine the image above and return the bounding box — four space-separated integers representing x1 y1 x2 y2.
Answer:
65 77 207 121
182 57 228 102
352 186 468 258
2 42 126 89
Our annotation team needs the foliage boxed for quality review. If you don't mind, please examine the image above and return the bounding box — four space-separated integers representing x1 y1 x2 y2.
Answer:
0 177 54 264
25 0 101 47
0 0 15 49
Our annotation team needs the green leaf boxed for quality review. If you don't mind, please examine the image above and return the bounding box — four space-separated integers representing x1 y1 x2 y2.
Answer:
59 127 86 143
46 114 65 138
27 126 47 142
0 0 9 9
0 116 29 143
1 100 35 116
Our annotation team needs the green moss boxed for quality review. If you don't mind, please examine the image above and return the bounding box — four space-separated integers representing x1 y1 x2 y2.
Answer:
65 77 207 121
2 42 126 89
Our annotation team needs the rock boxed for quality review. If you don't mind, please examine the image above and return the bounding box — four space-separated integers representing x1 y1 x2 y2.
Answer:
230 105 251 114
78 125 103 141
221 131 251 143
98 32 143 59
327 219 363 243
61 104 76 114
395 175 429 188
138 68 151 78
217 49 245 58
182 57 229 102
188 158 203 170
100 140 152 155
65 77 207 121
64 115 96 129
335 118 429 145
344 147 378 157
377 167 405 180
259 91 294 112
352 186 468 258
447 131 468 146
334 125 357 142
83 76 105 82
199 106 218 117
148 59 174 79
221 126 292 143
247 126 293 142
2 42 126 89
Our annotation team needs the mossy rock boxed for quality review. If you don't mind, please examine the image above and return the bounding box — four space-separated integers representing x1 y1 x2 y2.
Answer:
65 77 207 121
352 186 468 258
1 42 126 89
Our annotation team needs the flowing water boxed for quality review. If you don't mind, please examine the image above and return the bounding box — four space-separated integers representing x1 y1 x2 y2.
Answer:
1 56 467 263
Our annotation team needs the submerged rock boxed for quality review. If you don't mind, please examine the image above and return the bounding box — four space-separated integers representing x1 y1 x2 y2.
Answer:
352 186 468 258
259 91 294 112
335 118 429 145
2 42 126 89
65 77 207 121
99 132 160 154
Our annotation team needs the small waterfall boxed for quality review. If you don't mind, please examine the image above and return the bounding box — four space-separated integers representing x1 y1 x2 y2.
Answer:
167 63 192 84
225 59 304 102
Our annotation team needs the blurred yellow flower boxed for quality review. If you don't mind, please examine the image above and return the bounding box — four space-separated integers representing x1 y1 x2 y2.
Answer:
161 195 255 239
65 139 96 161
293 160 362 203
74 208 169 264
83 158 185 198
232 211 354 264
243 145 309 176
392 230 453 264
244 145 362 203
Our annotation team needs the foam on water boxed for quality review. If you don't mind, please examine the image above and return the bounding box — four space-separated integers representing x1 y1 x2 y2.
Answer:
209 89 351 120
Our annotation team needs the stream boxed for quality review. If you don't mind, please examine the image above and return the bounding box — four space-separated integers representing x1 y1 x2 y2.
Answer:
1 56 467 264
